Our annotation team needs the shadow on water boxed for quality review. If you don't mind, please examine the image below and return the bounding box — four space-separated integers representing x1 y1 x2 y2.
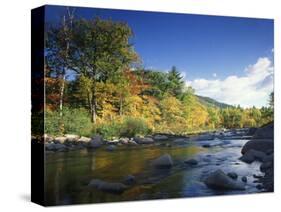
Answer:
45 139 264 205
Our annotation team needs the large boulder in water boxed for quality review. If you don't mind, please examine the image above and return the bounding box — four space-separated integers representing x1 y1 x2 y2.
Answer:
204 169 245 190
241 139 273 154
239 149 266 163
152 154 173 168
88 179 127 193
241 122 273 154
253 122 273 139
88 135 104 148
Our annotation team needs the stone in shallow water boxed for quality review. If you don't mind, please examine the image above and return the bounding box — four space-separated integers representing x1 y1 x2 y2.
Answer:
227 172 238 180
241 176 247 183
152 154 173 168
184 159 198 166
106 145 116 152
122 175 136 185
88 179 127 193
239 149 266 163
204 169 245 190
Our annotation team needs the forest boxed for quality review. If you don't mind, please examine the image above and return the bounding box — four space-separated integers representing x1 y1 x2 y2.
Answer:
38 11 274 139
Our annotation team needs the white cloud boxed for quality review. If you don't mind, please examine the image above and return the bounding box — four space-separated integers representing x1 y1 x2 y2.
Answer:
212 73 217 77
186 57 274 108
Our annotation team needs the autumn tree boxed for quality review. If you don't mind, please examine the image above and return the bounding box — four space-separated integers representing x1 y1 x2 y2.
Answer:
46 8 76 117
70 18 138 123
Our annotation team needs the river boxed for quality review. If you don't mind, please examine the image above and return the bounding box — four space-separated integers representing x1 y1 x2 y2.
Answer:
45 138 264 205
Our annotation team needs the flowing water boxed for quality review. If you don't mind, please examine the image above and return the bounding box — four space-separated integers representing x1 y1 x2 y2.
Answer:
45 139 264 205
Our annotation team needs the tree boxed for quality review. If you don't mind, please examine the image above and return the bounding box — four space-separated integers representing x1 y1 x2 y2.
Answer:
166 66 185 97
46 8 76 117
70 18 138 123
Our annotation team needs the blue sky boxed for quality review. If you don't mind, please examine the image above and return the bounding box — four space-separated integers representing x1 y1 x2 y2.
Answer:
45 5 274 107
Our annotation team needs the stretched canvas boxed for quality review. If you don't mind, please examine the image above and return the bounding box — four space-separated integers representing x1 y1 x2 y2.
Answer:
31 5 274 206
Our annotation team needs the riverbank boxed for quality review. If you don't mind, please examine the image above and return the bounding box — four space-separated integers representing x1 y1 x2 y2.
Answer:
33 127 256 153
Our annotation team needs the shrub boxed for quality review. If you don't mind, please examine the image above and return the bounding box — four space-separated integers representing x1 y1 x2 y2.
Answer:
95 120 122 140
45 107 93 136
94 117 151 139
120 117 150 138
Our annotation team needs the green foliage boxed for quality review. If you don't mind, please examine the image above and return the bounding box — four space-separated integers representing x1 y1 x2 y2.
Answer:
95 120 122 139
120 117 150 138
45 107 93 136
94 117 150 139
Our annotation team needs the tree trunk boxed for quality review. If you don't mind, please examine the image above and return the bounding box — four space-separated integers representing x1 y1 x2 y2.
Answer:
119 97 123 116
59 73 66 117
91 98 97 123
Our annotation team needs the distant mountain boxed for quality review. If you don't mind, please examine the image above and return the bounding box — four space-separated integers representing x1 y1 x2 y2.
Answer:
196 95 233 109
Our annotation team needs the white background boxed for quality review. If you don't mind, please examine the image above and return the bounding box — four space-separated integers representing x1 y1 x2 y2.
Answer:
0 0 280 211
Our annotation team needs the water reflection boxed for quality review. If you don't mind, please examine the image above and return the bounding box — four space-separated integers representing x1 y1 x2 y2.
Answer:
45 140 263 205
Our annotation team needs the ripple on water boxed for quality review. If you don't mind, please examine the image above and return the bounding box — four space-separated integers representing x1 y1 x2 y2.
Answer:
45 139 265 205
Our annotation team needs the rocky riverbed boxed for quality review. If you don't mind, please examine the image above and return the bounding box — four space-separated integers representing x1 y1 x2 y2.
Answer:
41 122 274 205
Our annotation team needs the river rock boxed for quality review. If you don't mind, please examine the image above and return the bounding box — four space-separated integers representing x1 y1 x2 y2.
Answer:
106 145 116 152
241 139 273 155
173 138 187 144
127 139 138 146
78 136 91 143
154 135 168 141
152 154 173 168
239 149 266 163
260 161 273 173
45 143 56 151
241 122 273 154
88 135 103 148
46 143 67 151
88 179 127 193
43 134 53 143
184 159 198 166
241 176 247 183
65 134 80 143
204 169 245 190
227 172 238 180
247 127 257 136
191 134 215 141
134 137 154 144
253 122 273 139
263 154 273 163
54 136 67 144
122 175 136 185
119 138 130 144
